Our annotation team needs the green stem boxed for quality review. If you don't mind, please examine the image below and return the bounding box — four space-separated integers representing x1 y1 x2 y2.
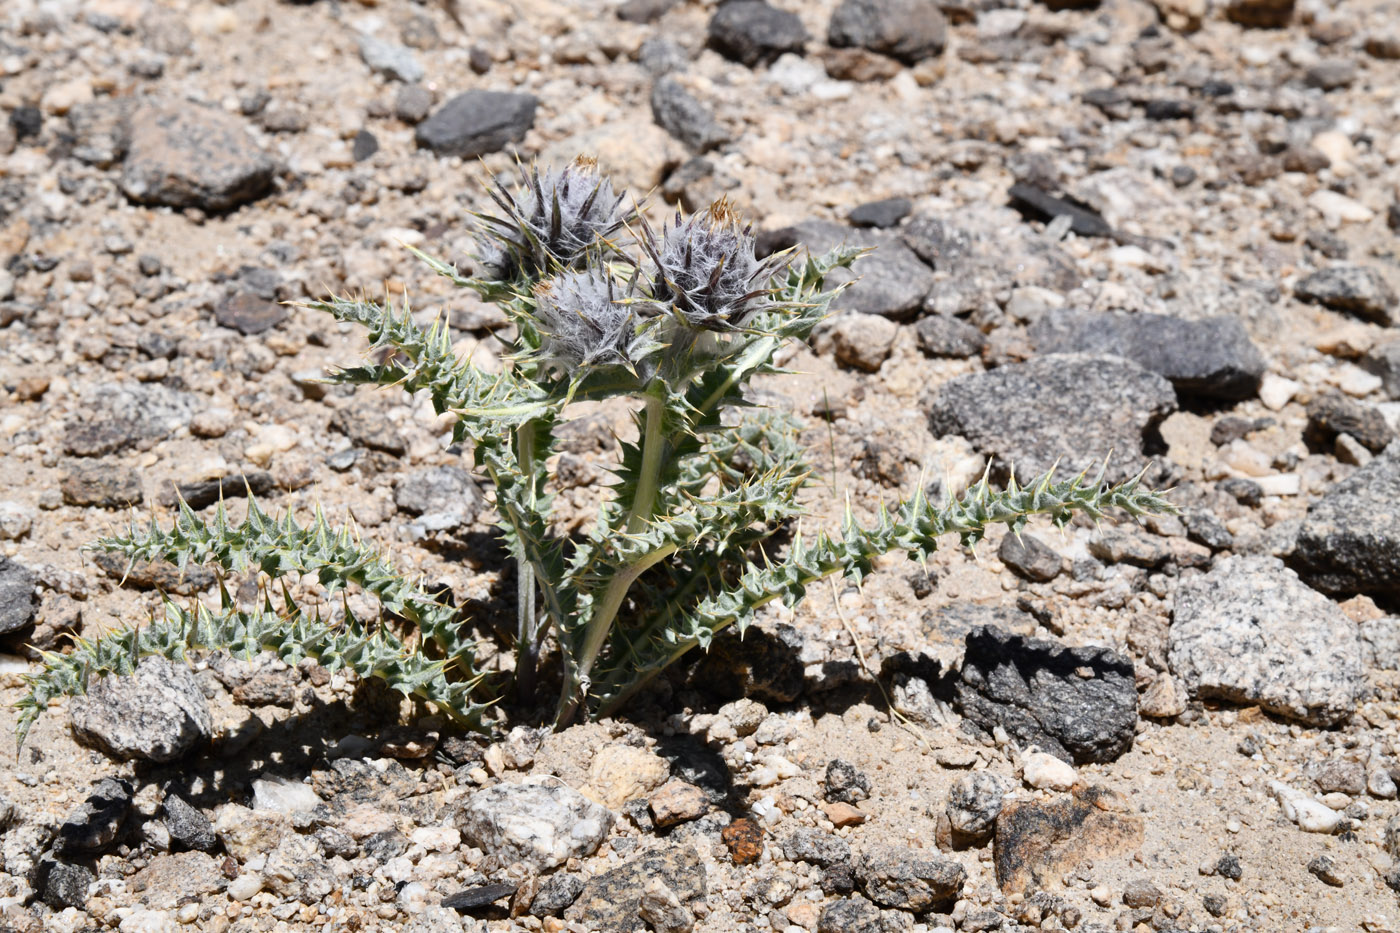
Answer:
514 422 540 705
555 387 670 727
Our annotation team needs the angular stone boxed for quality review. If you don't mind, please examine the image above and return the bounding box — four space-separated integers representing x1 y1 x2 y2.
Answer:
457 778 613 871
691 622 804 703
650 76 729 153
394 465 482 532
60 462 143 508
995 785 1144 894
121 102 275 211
649 780 710 828
955 625 1138 764
1304 391 1393 453
817 896 882 933
1225 0 1293 27
1291 445 1400 600
855 843 965 910
924 354 1177 484
582 744 671 810
1295 266 1397 325
0 557 38 635
357 33 424 83
997 532 1062 582
768 219 934 319
825 758 872 803
722 817 763 864
163 793 217 852
39 860 94 911
708 2 807 67
66 99 132 168
1362 339 1400 399
1028 310 1265 401
827 312 899 371
568 846 706 932
63 381 194 458
57 777 133 855
947 771 1016 838
1171 556 1362 726
529 873 584 916
849 197 911 229
915 315 986 359
68 657 213 761
415 91 537 158
215 292 288 336
783 827 851 866
126 852 225 909
829 0 948 64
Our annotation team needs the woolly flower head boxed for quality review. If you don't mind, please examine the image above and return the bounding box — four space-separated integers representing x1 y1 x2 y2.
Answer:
640 197 781 332
531 267 651 375
475 157 631 282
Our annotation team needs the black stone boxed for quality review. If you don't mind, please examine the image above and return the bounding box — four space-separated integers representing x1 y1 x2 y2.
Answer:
955 625 1138 764
1028 309 1265 401
1144 99 1195 120
163 471 276 511
997 533 1062 582
39 859 94 910
1215 854 1243 880
848 197 911 229
529 873 584 916
1290 445 1400 599
707 1 807 67
828 0 948 64
0 557 38 635
9 106 42 140
415 91 538 158
443 882 516 911
1008 183 1115 238
162 793 217 852
650 76 729 153
352 130 379 162
215 291 288 335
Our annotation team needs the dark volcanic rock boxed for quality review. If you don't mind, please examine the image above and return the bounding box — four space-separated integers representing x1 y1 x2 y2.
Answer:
924 354 1177 484
394 465 482 532
62 382 194 458
162 793 217 852
442 883 515 911
567 845 706 931
1295 266 1397 325
1362 339 1400 398
956 625 1138 764
1304 391 1394 453
68 657 213 762
817 896 883 933
120 102 275 211
1027 310 1265 401
848 197 911 228
530 873 584 916
855 844 965 910
708 2 807 67
1291 445 1400 601
415 90 538 158
1172 555 1362 726
0 557 39 635
768 219 933 319
828 0 948 64
825 759 872 803
163 472 275 510
915 314 986 359
650 76 729 153
995 785 1144 894
38 860 95 910
997 532 1062 582
216 291 288 335
57 777 133 855
783 828 851 866
1225 0 1294 26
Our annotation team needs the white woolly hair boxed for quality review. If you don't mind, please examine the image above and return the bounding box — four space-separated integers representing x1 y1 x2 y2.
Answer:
476 159 629 281
532 267 642 371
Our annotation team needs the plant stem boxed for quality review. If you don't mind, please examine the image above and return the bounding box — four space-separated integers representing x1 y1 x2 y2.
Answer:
555 387 670 726
514 422 539 705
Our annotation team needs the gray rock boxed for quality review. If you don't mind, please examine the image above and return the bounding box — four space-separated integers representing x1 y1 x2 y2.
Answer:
0 557 38 635
215 291 288 335
120 102 275 211
1305 391 1394 453
827 312 899 372
1361 617 1400 670
708 1 807 67
568 845 706 932
163 793 217 853
395 465 482 532
394 84 434 124
1170 556 1362 726
817 896 882 933
1362 339 1400 398
1028 310 1266 401
855 844 965 910
638 877 694 933
619 0 677 22
771 219 934 319
956 625 1138 764
829 0 948 64
57 777 133 855
924 354 1177 484
1087 526 1171 569
530 873 585 916
849 197 911 228
946 771 1016 838
457 778 613 871
63 381 195 458
69 657 213 761
263 831 335 904
639 37 691 75
650 77 729 153
415 90 537 158
403 907 468 933
784 827 852 866
358 33 424 83
825 758 871 803
60 462 144 508
915 315 986 359
66 99 132 168
1295 266 1397 325
39 860 94 910
997 532 1062 582
1291 445 1400 600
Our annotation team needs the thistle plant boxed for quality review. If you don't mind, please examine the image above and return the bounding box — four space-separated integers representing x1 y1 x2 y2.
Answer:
17 158 1175 746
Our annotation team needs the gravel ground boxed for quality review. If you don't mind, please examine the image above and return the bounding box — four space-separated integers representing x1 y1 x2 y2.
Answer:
3 0 1400 931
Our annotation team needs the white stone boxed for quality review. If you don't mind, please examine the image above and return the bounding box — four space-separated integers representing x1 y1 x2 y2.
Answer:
252 777 322 815
1255 473 1301 497
1309 189 1374 224
226 873 264 901
1259 374 1300 411
458 777 615 870
0 501 33 540
1269 780 1343 833
1022 751 1076 791
1312 130 1356 168
1337 366 1384 398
